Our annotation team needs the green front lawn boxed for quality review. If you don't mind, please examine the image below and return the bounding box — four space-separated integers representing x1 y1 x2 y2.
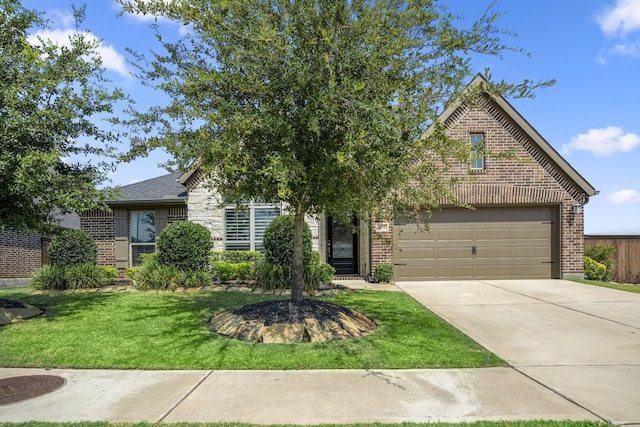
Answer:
0 288 504 370
573 279 640 294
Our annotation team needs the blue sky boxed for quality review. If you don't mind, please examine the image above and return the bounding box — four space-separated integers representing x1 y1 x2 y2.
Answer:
21 0 640 235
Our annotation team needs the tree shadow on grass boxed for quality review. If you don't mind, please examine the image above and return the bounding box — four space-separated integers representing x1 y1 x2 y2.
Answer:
0 289 123 324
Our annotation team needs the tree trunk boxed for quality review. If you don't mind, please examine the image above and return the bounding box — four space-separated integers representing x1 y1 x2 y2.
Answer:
290 205 305 303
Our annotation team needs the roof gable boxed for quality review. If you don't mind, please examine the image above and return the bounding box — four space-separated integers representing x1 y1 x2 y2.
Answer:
438 74 596 201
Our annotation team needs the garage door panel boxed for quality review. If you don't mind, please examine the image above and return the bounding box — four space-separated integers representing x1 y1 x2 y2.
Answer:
396 229 434 241
436 228 474 241
436 247 473 259
476 246 511 258
513 264 552 278
475 265 512 278
396 265 435 280
397 247 435 260
476 228 511 240
395 207 555 280
513 227 549 240
436 265 474 279
513 246 549 257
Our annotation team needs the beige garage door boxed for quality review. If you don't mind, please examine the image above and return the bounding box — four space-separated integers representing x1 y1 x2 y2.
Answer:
394 207 555 280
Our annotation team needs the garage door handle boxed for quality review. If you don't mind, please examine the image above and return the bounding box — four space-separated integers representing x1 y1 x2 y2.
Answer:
394 263 407 266
542 261 555 264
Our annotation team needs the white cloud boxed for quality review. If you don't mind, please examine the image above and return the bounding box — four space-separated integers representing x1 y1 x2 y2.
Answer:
597 0 640 37
610 41 640 56
28 29 129 78
563 126 640 155
607 189 640 203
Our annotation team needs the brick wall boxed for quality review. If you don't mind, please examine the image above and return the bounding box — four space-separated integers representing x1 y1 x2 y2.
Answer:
81 209 116 266
0 230 43 278
370 94 587 278
81 206 188 270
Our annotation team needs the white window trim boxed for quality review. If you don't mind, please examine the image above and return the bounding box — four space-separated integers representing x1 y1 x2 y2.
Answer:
130 210 156 266
470 133 485 171
224 201 282 251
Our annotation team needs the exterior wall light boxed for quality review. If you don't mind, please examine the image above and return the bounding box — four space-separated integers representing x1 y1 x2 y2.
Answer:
572 204 583 215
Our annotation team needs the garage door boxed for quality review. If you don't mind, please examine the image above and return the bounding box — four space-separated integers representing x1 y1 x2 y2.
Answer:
394 207 555 280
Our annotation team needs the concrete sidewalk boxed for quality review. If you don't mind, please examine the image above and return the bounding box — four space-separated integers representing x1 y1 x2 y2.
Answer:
0 367 597 424
397 279 640 426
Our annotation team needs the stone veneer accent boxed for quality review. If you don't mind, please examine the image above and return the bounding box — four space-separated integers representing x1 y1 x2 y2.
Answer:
187 183 225 251
0 230 43 278
370 93 588 279
188 180 319 252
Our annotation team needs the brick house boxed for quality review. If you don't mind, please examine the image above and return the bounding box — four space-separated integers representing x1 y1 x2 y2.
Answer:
0 212 80 279
83 75 596 280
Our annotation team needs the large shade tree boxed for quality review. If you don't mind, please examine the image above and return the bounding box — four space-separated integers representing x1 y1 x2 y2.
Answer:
0 1 123 234
119 0 551 302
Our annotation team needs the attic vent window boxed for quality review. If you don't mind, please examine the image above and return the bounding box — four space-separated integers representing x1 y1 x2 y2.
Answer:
470 133 485 170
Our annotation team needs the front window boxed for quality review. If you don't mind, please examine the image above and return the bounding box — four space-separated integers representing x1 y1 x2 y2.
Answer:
130 211 155 266
470 133 485 170
225 202 281 252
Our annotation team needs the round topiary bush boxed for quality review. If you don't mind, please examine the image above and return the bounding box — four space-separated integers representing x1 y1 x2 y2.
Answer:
262 214 312 267
47 229 97 267
156 221 212 271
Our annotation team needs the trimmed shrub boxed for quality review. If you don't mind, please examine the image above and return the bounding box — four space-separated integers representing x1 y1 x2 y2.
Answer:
156 221 212 271
31 263 111 290
133 255 180 291
65 264 107 289
304 262 335 288
212 250 263 263
130 253 212 290
48 229 97 267
212 261 254 282
254 252 334 290
101 266 119 285
374 263 394 283
584 256 607 281
31 265 67 290
585 245 615 281
262 215 312 267
176 270 212 288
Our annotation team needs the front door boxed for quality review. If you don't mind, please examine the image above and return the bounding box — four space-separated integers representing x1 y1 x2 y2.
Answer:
327 216 358 275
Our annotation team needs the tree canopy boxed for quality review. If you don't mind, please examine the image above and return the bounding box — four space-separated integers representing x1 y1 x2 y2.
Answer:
119 0 551 301
0 0 124 234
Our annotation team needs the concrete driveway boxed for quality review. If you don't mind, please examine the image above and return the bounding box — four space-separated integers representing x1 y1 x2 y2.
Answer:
396 279 640 425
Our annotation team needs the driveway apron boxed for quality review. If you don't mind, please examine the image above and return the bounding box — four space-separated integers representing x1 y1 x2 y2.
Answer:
397 279 640 425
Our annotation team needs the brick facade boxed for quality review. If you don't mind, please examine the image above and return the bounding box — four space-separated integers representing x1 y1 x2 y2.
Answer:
81 206 188 271
0 230 43 278
370 92 590 279
81 209 116 266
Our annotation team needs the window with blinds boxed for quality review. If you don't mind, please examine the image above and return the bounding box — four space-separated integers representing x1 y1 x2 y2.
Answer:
224 203 281 251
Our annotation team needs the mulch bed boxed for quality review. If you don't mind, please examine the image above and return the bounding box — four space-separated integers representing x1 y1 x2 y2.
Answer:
210 299 377 343
231 299 363 326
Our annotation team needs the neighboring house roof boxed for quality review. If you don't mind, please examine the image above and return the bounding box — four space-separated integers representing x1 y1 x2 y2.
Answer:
436 74 597 202
55 211 81 229
109 172 188 206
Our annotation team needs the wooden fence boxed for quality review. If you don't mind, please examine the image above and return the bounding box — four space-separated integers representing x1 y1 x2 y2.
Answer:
585 235 640 283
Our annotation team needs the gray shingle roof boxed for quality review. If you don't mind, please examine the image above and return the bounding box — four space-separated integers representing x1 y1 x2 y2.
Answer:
109 172 188 205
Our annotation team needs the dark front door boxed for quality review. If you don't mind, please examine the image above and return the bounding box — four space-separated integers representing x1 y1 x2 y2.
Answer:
327 216 358 275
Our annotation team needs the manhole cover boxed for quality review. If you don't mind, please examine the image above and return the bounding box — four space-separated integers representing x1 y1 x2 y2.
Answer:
0 375 66 405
